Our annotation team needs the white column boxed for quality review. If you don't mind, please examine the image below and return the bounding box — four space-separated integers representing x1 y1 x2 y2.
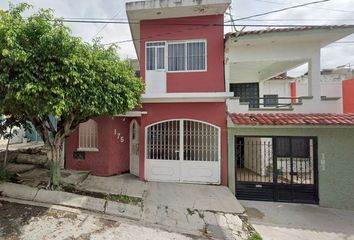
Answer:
224 57 230 93
308 48 321 99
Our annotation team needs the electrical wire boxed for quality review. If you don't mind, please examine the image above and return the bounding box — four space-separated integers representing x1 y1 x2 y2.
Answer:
226 0 330 22
91 4 126 39
251 0 354 14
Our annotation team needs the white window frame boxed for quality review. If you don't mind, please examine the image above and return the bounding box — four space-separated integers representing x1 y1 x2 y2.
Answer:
77 119 99 152
167 40 207 73
145 39 207 73
145 41 166 72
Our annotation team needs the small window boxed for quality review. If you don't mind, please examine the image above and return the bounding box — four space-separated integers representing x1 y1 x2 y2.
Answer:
132 122 136 140
167 41 206 72
264 95 279 107
146 42 165 71
78 119 98 151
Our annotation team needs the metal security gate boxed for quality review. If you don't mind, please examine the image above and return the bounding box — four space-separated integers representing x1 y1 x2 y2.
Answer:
145 119 220 183
235 136 318 203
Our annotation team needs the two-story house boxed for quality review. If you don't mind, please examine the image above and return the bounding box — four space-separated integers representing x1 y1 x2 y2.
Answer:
65 0 232 185
63 0 354 210
225 26 354 209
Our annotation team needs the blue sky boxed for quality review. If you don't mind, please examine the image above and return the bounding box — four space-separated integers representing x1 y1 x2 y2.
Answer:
1 0 353 76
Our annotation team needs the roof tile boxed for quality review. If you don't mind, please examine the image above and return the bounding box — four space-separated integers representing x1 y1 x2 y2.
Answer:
225 25 354 39
229 113 354 126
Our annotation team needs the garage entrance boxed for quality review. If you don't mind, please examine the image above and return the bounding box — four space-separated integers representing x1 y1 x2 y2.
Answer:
235 136 318 203
145 119 220 184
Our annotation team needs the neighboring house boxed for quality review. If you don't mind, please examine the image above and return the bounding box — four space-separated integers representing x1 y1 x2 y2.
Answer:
65 0 232 185
257 67 353 110
294 67 353 99
225 26 354 209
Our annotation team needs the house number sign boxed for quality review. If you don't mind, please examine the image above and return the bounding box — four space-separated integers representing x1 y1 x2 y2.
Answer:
114 129 125 143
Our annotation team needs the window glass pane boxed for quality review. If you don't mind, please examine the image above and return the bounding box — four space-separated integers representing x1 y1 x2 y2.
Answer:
147 42 165 47
156 47 165 70
187 42 205 70
146 47 155 70
168 43 185 71
264 95 279 107
79 119 98 149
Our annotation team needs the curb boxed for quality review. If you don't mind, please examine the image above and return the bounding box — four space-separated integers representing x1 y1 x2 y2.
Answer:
0 182 142 221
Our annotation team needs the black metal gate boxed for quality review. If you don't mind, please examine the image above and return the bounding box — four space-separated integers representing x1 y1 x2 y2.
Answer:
235 136 318 203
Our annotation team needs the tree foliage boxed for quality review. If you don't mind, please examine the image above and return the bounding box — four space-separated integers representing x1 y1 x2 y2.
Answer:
0 3 143 188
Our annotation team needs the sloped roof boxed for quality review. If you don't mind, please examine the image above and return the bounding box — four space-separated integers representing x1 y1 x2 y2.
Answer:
225 25 354 40
229 113 354 126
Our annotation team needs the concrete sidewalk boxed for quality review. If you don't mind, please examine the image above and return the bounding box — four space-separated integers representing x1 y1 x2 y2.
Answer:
242 200 354 240
0 178 247 239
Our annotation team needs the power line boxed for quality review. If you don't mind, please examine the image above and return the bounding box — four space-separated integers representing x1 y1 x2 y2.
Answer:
55 18 354 28
226 0 330 22
102 27 354 46
240 18 354 22
55 16 354 23
252 0 354 14
91 5 125 39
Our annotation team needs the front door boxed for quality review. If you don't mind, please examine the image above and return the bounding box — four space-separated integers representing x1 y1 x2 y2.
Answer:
130 120 139 176
145 42 166 94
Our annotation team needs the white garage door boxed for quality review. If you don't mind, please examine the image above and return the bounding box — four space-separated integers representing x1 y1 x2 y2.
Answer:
145 119 220 184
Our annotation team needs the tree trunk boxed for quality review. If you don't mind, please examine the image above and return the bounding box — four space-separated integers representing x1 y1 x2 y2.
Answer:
3 127 12 168
49 143 62 189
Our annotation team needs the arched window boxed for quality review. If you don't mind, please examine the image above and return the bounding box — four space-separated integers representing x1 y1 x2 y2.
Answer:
78 119 98 151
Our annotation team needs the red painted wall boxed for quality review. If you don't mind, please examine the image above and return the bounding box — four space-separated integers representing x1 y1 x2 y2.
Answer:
140 15 225 93
290 81 297 104
65 117 131 176
138 103 228 186
343 78 354 113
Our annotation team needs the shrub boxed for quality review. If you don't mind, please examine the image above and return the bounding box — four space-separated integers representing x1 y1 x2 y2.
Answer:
0 167 14 182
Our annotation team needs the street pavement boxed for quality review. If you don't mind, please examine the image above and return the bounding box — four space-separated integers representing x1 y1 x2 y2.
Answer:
242 200 354 240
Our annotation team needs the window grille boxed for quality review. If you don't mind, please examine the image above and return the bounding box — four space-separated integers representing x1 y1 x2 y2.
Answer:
78 119 98 150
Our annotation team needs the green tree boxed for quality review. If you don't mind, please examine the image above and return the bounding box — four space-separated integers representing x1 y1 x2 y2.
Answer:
0 3 143 188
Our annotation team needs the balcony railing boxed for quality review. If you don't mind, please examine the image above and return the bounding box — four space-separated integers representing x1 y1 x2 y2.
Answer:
227 95 342 114
238 97 302 109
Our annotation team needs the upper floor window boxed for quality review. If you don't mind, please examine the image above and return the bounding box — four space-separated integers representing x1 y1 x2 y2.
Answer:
168 41 206 72
78 119 98 151
146 40 206 72
146 42 165 71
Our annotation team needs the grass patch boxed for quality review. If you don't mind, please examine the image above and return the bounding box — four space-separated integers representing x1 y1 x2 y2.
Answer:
249 232 262 240
0 167 15 182
62 185 142 206
105 194 142 205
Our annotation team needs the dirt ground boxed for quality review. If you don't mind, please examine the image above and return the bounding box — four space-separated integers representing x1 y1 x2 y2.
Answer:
0 201 201 240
